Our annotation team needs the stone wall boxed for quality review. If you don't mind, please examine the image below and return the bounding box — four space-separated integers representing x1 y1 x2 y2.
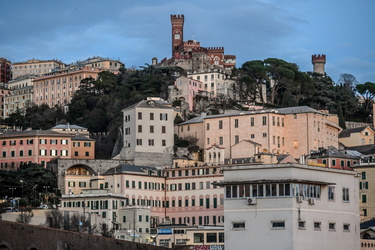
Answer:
0 220 168 250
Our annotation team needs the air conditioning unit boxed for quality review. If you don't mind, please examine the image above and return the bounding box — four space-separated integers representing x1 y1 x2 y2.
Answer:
246 198 257 205
296 196 303 203
308 198 315 205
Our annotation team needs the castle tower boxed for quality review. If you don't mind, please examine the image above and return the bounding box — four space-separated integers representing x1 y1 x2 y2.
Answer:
171 14 184 56
312 54 326 75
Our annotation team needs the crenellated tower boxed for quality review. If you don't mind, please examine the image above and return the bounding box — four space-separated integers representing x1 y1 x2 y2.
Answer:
312 54 326 75
171 14 184 56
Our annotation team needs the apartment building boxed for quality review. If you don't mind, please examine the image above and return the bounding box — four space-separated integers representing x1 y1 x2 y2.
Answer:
33 66 101 107
68 56 123 72
120 99 174 167
0 125 95 169
188 69 235 98
12 59 65 79
339 126 375 147
0 87 11 119
169 76 208 112
178 106 341 162
220 163 360 250
0 58 12 83
352 163 375 222
3 75 35 118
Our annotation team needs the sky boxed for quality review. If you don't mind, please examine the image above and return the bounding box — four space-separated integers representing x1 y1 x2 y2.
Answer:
1 0 374 84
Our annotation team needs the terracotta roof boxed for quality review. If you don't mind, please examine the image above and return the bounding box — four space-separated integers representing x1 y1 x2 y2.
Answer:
0 130 70 138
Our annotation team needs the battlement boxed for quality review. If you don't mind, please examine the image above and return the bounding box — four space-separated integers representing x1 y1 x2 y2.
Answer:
312 54 326 63
207 47 224 51
171 14 184 21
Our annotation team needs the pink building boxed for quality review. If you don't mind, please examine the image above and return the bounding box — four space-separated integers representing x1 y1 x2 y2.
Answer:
0 126 95 169
178 106 341 162
169 76 205 111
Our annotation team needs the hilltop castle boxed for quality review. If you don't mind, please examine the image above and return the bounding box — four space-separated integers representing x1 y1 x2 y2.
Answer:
153 14 236 74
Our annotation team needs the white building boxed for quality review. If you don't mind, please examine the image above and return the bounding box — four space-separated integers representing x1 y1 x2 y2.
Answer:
120 98 174 168
220 163 360 250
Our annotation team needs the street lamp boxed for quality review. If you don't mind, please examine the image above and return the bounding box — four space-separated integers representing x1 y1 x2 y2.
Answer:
20 180 24 199
43 186 50 203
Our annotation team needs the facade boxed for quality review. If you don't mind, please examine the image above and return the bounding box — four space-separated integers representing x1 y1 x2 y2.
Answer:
0 126 95 169
0 58 12 83
154 15 236 75
33 66 101 107
168 76 204 111
120 99 175 167
188 69 235 98
178 106 341 162
339 126 375 147
67 56 123 72
12 59 65 80
220 163 360 250
156 224 224 249
353 163 375 221
0 87 11 120
312 54 326 75
60 189 151 243
307 146 360 169
3 75 35 118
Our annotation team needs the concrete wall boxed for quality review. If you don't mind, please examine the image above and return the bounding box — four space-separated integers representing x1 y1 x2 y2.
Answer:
0 220 168 250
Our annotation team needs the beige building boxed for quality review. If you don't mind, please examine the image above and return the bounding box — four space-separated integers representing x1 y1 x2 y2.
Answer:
178 106 341 162
12 59 65 79
33 66 101 108
120 98 175 168
353 163 375 221
68 56 123 72
221 163 360 250
4 75 35 118
339 126 375 147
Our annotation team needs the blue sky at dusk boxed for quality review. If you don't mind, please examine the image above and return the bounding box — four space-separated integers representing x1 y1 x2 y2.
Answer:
1 0 374 83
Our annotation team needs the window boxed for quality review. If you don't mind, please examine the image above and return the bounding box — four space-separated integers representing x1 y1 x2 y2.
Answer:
294 140 298 149
160 113 168 121
207 123 210 130
219 137 223 145
85 152 89 156
343 224 350 232
138 112 142 120
362 172 367 180
162 140 166 146
162 126 166 133
61 150 68 156
250 117 254 126
138 125 142 133
328 186 335 200
219 120 223 129
73 142 80 147
234 119 239 128
84 142 91 147
329 223 336 231
28 150 32 156
298 221 305 229
61 139 68 145
314 222 321 230
150 126 154 133
262 116 267 125
50 139 57 145
194 233 204 243
232 222 245 229
342 188 349 202
235 135 239 144
40 149 47 156
271 221 285 229
148 139 154 146
206 233 217 243
40 139 47 144
50 150 57 156
362 194 367 203
150 113 154 120
262 133 267 137
137 139 142 145
74 151 78 156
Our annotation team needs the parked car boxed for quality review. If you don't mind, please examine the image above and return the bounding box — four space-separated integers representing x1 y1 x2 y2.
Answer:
38 205 49 209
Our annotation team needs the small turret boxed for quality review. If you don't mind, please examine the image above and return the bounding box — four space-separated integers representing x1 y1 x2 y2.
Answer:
312 54 326 75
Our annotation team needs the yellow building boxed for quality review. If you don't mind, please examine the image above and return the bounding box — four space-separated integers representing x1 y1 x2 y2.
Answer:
12 59 65 79
353 163 375 221
339 126 375 147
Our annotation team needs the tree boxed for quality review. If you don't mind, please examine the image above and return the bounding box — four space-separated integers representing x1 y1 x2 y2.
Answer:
16 208 34 224
99 223 113 238
69 213 91 233
45 209 64 229
337 101 346 129
356 82 375 117
337 73 358 91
